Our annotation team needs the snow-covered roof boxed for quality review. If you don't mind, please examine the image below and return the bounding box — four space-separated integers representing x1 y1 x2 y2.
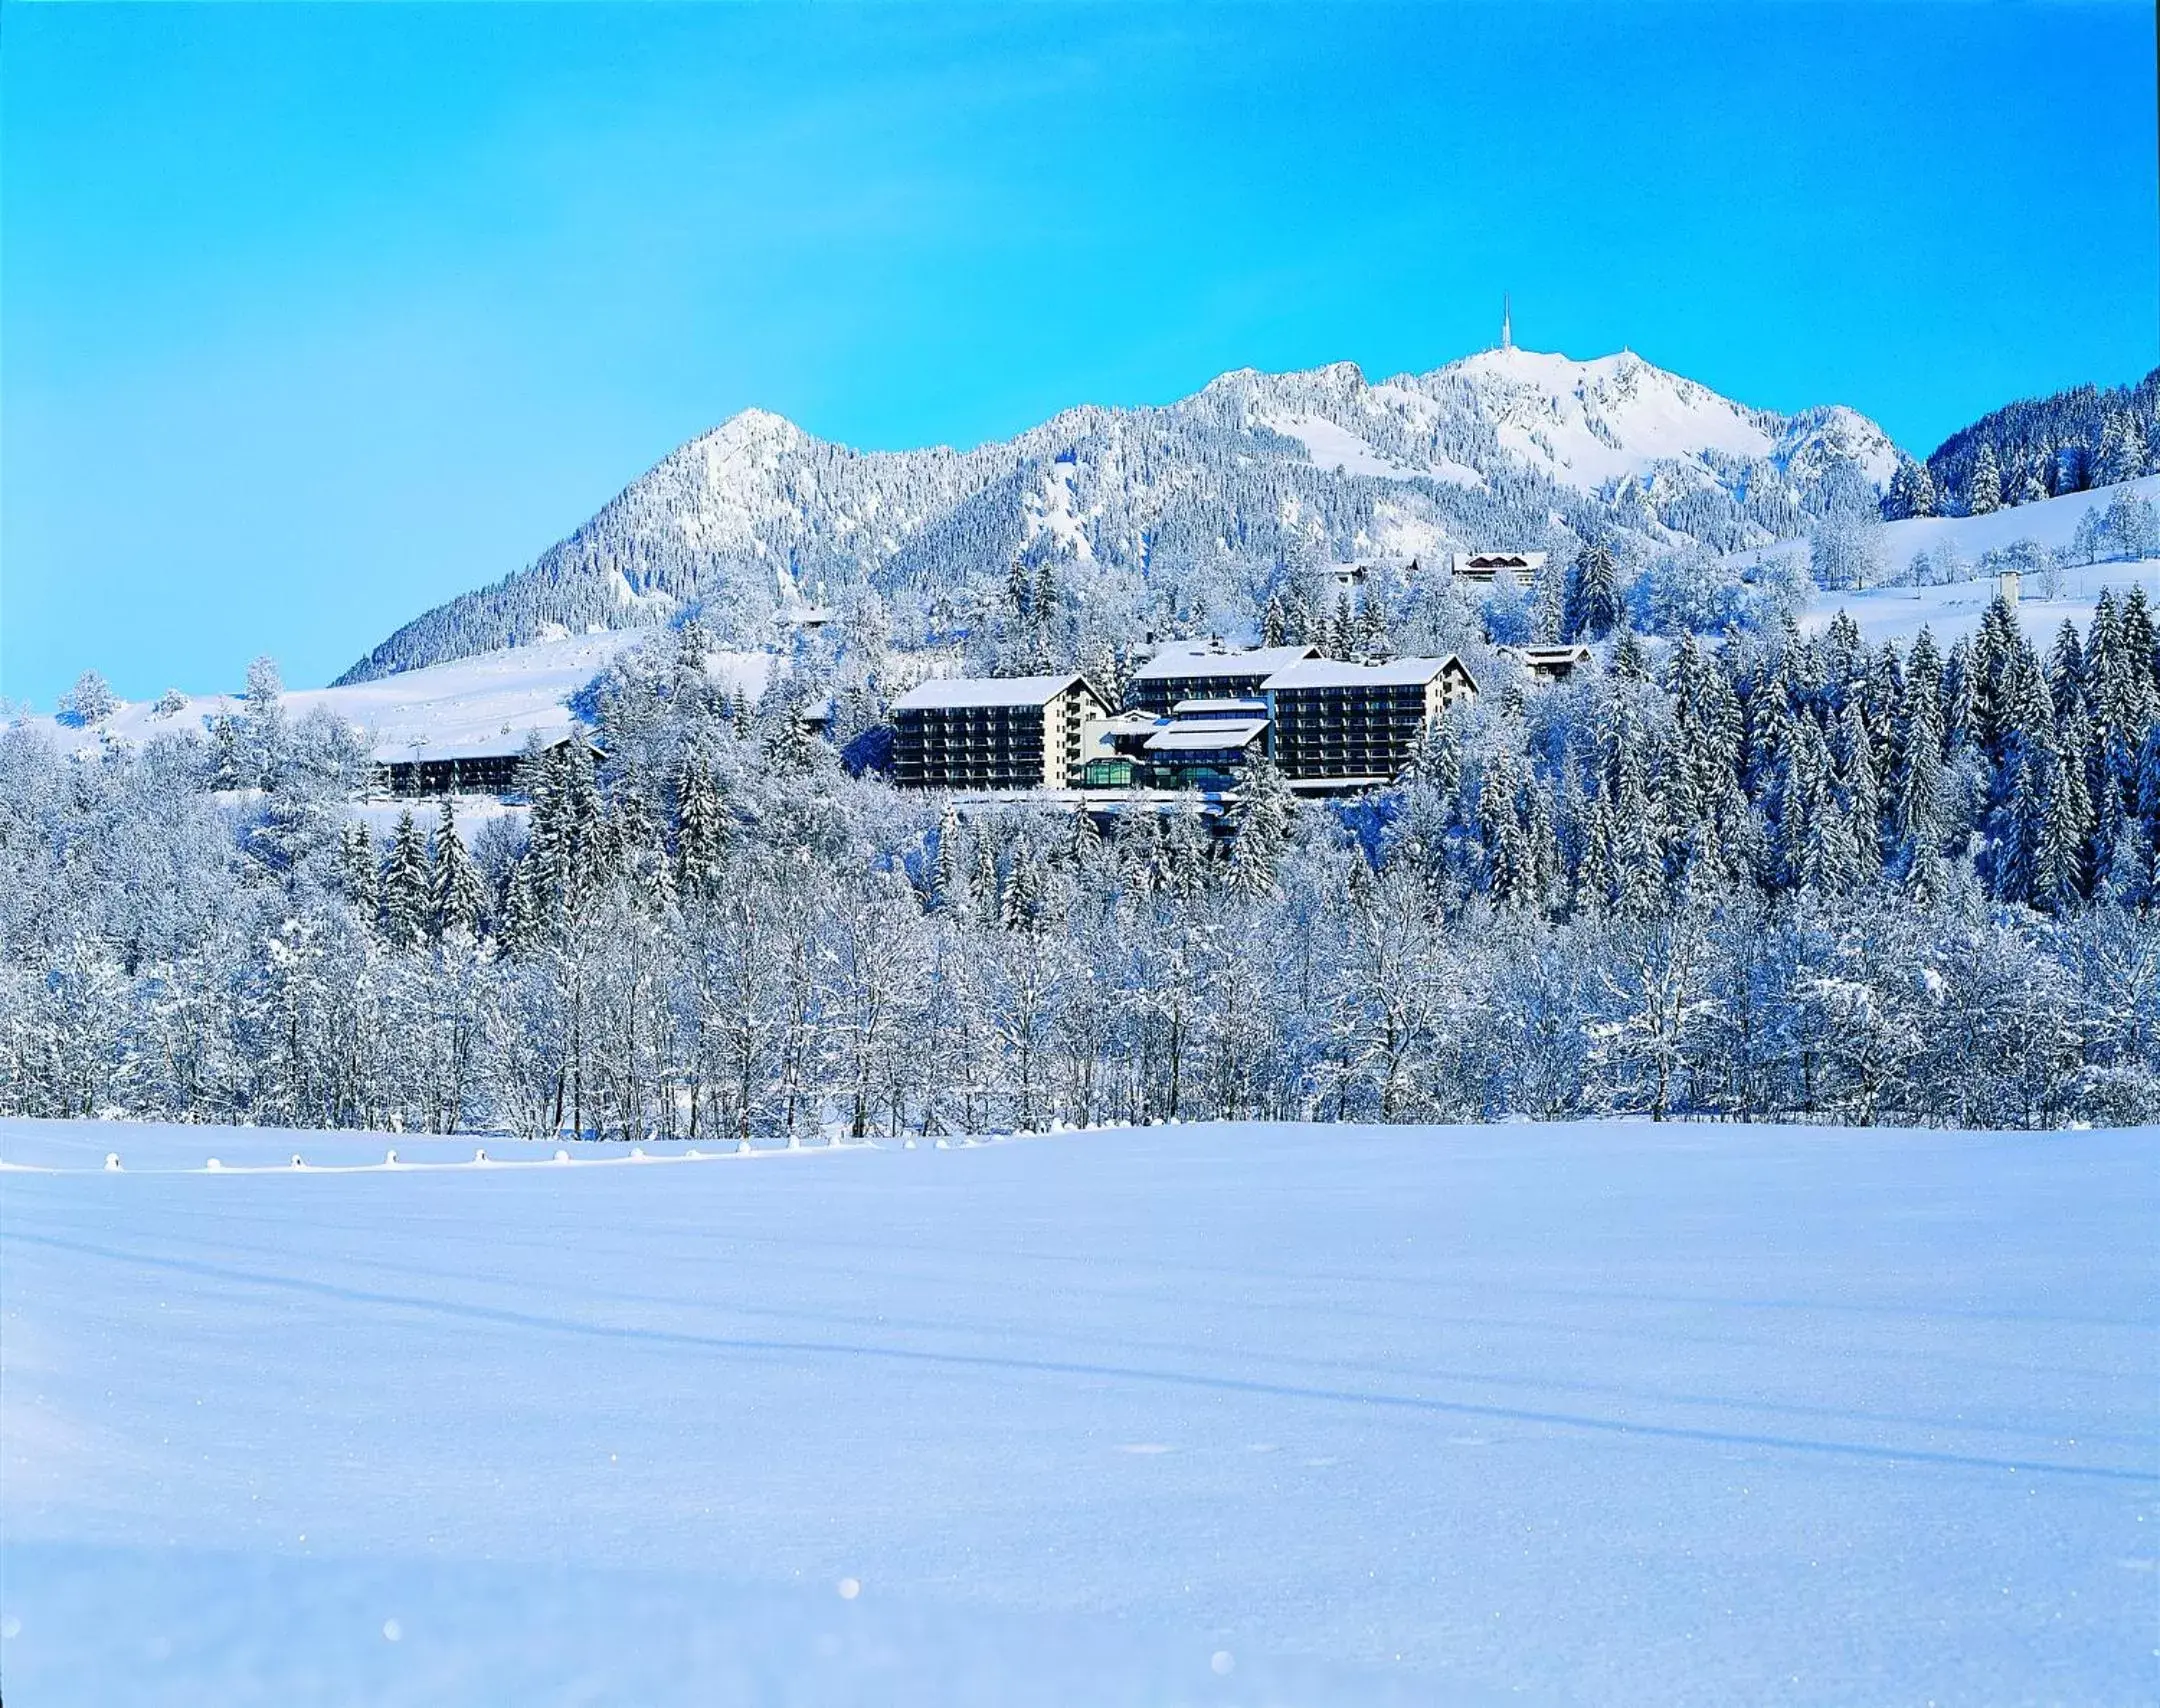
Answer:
1262 656 1465 691
893 673 1088 712
1144 719 1270 753
1169 698 1268 718
1500 644 1594 666
1453 550 1548 572
1133 642 1317 683
373 729 584 765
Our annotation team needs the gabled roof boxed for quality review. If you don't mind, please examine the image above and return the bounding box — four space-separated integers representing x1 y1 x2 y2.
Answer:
1262 655 1470 692
1133 642 1318 683
1502 643 1595 666
894 672 1092 712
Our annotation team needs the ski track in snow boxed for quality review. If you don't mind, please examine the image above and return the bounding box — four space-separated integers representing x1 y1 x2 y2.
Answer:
2 1117 2154 1706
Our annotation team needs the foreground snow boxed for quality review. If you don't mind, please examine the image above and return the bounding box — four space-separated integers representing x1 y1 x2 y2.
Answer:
3 1119 2153 1705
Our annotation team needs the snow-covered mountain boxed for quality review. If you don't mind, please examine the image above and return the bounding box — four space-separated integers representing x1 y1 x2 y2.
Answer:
340 346 1907 682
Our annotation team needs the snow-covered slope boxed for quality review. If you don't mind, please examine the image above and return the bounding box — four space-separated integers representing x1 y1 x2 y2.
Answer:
19 630 775 767
3 1117 2149 1706
343 347 1906 681
1771 469 2160 581
1802 557 2160 650
1765 472 2160 647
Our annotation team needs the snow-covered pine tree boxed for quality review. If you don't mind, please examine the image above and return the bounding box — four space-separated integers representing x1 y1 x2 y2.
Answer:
1612 739 1666 917
2014 456 2049 506
382 810 431 949
1967 444 2003 516
1774 714 1830 893
1399 710 1462 794
428 800 487 940
2123 588 2160 694
338 821 380 925
674 759 726 896
2096 411 2141 489
236 655 288 788
1835 702 1884 883
971 834 1002 926
1060 799 1105 877
2052 443 2085 496
62 670 116 725
1885 460 1936 521
933 801 972 914
1532 559 1567 643
498 855 544 953
1226 755 1295 898
1328 593 1357 660
1001 842 1044 931
2030 735 2093 913
1477 750 1531 908
1574 783 1620 917
1567 542 1624 642
2048 621 2089 723
1523 773 1561 912
1162 796 1213 901
1890 639 1947 880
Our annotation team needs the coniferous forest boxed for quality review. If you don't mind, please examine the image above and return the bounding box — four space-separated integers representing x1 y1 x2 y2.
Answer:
12 584 2160 1139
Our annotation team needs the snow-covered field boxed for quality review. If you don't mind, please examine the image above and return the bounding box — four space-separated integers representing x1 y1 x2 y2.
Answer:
1805 557 2160 649
3 1118 2153 1706
23 632 781 765
1766 472 2160 646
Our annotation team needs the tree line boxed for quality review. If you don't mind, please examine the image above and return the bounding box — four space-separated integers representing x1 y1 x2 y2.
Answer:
8 605 2160 1137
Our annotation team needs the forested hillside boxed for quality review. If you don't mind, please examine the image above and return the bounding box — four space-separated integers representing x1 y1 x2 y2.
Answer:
1889 368 2160 521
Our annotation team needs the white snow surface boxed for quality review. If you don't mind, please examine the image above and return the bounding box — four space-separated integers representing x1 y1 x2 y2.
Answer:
21 632 780 765
3 1117 2152 1706
1766 474 2160 647
1022 455 1099 559
1259 412 1481 485
1443 347 1899 496
1804 559 2160 651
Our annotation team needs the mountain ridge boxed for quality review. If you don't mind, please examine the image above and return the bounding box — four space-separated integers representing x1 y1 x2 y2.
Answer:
337 345 1907 683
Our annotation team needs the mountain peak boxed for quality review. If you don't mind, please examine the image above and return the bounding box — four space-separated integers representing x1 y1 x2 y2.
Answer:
696 406 813 450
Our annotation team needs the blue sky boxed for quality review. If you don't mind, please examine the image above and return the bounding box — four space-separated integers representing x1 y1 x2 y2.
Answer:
5 3 2155 705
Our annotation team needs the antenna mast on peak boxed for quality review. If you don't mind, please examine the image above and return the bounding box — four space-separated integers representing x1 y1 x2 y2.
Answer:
1501 293 1512 352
